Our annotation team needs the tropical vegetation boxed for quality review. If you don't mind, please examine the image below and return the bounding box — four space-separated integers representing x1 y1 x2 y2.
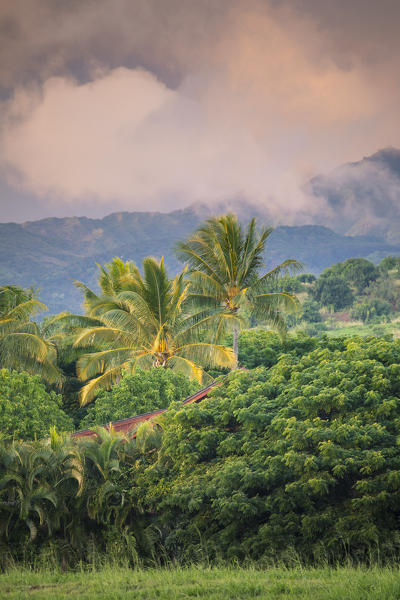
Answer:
176 214 301 360
0 285 63 385
0 214 399 572
61 256 235 405
0 333 399 569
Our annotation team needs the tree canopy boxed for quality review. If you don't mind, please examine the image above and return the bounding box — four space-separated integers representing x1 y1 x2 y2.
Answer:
0 369 72 440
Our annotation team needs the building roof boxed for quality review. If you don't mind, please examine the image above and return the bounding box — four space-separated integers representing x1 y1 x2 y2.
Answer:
72 380 219 440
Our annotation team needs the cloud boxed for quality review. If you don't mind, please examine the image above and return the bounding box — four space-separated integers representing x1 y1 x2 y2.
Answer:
1 1 400 221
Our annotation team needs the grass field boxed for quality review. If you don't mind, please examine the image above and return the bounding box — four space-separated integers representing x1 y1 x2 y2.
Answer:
325 320 400 338
1 566 400 599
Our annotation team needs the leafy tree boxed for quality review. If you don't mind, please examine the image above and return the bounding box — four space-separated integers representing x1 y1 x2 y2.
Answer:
80 369 199 428
65 257 234 405
364 275 400 311
236 330 341 370
0 286 63 385
350 298 394 323
340 257 380 293
311 274 354 311
176 214 301 362
379 255 400 273
297 273 316 284
0 369 73 440
301 299 323 323
319 258 379 294
146 336 400 562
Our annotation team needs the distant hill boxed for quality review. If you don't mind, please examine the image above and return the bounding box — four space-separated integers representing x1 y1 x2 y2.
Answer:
309 147 400 244
1 205 398 314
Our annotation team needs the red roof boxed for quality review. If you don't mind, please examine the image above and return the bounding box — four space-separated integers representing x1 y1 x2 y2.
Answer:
72 380 219 440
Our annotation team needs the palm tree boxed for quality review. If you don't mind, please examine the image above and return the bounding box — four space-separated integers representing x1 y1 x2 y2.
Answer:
176 214 302 363
0 439 58 541
67 257 234 405
74 257 141 313
0 286 63 385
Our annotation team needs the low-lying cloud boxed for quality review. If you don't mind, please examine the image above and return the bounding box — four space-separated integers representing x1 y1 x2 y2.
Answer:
1 1 400 222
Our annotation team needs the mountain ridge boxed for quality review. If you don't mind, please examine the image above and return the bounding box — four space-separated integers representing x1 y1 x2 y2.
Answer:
1 206 398 315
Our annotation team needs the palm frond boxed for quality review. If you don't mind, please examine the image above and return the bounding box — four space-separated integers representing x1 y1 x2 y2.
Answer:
176 342 235 370
78 366 125 406
77 347 134 380
4 299 48 322
165 355 212 385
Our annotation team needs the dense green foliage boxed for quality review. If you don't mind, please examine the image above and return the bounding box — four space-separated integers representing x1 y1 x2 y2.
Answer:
144 335 400 563
80 369 199 428
0 428 153 568
1 333 400 569
0 369 72 440
350 298 394 323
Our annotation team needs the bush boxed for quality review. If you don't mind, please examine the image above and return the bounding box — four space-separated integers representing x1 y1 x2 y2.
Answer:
80 368 199 428
0 369 73 440
303 322 328 337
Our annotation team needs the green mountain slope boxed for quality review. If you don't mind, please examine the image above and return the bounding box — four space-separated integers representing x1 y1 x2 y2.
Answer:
1 206 398 314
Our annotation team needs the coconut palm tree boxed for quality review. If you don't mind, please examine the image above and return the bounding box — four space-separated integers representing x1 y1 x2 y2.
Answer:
0 286 63 385
176 214 302 363
68 257 234 405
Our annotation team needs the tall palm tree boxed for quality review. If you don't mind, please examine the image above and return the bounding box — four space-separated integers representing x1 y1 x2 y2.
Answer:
68 257 234 405
0 286 63 385
74 258 141 313
176 214 302 363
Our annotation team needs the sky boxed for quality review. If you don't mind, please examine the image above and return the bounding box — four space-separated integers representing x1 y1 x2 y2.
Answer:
0 0 400 223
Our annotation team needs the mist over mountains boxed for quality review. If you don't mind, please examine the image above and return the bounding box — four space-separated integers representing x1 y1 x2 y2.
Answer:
308 147 400 244
1 148 399 314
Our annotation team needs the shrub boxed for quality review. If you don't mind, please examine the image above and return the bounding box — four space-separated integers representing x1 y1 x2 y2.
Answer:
0 369 73 440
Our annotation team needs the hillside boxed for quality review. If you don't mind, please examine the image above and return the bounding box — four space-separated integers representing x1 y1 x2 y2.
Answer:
1 205 399 314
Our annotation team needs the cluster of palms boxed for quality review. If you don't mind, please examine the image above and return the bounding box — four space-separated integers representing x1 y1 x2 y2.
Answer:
1 215 300 407
0 426 154 566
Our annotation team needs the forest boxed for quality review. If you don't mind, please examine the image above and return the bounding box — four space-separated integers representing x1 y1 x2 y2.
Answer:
0 214 400 571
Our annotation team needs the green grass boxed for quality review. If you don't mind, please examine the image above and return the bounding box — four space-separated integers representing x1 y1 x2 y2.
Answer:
324 320 400 338
1 566 400 599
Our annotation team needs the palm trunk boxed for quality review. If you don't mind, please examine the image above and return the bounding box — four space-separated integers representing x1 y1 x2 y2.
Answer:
233 326 239 369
